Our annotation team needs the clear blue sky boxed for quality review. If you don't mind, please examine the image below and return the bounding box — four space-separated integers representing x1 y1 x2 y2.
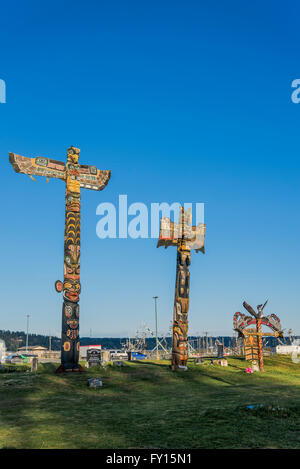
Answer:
0 1 300 338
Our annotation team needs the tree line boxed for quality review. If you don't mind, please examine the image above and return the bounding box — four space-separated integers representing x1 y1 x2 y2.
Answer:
0 330 289 352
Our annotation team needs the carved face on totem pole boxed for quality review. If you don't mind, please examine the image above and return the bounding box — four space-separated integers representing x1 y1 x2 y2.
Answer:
67 146 80 164
63 208 81 303
65 146 81 194
172 248 191 366
174 250 191 326
55 146 82 302
177 250 191 299
64 302 80 343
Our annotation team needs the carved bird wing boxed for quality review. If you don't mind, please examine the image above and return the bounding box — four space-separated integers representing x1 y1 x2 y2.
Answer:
189 223 206 253
260 299 268 311
263 314 283 335
78 165 111 191
233 312 256 332
157 218 206 253
157 218 180 248
9 153 66 181
243 301 258 318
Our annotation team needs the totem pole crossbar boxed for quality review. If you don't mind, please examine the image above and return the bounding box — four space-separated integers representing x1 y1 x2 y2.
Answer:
9 147 111 372
157 207 206 370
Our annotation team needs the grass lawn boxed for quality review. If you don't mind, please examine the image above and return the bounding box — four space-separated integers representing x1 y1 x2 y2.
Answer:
0 356 300 449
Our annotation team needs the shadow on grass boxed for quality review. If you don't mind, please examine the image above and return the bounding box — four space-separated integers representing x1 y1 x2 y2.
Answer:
0 372 38 448
131 360 171 368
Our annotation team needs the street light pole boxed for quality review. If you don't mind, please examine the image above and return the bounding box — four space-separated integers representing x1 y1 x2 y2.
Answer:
153 296 159 360
26 314 30 353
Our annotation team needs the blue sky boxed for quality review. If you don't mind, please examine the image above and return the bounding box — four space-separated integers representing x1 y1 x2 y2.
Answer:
0 1 300 338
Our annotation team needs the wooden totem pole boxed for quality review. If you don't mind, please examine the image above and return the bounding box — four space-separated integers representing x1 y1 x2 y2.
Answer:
157 207 205 370
9 147 111 372
233 300 283 372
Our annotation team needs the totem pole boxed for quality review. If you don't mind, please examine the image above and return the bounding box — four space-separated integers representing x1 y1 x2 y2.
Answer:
9 147 111 372
233 300 283 372
157 207 206 370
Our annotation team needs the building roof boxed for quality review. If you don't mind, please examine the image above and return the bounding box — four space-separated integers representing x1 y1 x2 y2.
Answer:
80 344 102 348
18 346 48 351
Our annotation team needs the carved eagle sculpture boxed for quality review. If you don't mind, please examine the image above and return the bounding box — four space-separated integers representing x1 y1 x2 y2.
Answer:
233 300 283 337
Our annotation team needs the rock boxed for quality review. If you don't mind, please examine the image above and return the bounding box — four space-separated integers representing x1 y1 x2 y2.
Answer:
87 377 103 388
113 361 123 367
178 365 188 371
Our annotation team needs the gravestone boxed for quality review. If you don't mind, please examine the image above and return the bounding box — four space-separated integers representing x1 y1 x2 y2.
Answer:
217 344 224 359
31 357 38 372
87 349 101 367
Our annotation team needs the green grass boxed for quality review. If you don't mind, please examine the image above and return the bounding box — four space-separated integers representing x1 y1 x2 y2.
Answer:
1 356 300 449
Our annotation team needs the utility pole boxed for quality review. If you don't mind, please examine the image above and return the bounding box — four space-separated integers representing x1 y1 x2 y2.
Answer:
203 331 209 354
196 332 200 354
153 296 159 360
49 335 52 353
26 314 30 353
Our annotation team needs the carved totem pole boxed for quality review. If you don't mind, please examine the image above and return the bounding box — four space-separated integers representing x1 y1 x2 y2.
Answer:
157 207 205 370
9 147 111 372
233 300 283 372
